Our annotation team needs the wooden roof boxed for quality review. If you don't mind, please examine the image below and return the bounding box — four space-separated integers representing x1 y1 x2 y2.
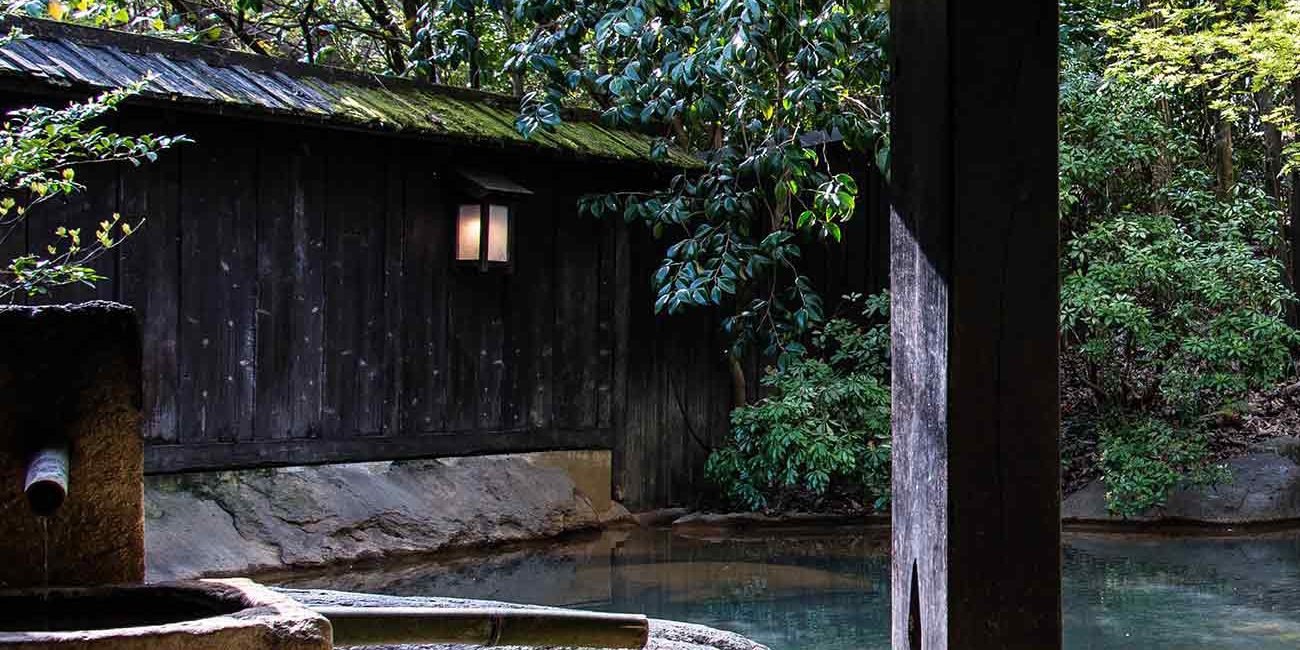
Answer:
0 17 696 166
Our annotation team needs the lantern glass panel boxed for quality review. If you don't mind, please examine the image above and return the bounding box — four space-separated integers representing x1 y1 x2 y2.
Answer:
456 204 481 261
487 204 509 263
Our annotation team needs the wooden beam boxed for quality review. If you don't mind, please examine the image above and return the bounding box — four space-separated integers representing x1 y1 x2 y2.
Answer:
144 427 613 474
888 2 1060 649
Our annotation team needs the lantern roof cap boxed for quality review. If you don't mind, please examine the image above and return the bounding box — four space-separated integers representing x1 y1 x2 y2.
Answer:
457 169 534 199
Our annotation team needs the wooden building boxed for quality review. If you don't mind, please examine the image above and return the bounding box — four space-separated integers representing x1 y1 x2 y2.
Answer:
0 17 885 510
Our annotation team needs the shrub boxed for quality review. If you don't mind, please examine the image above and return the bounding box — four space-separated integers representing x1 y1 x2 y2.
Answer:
1058 58 1298 516
1096 415 1229 518
1061 194 1297 416
706 292 891 512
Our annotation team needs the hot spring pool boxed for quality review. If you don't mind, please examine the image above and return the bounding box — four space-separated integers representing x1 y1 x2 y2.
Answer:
269 526 1300 649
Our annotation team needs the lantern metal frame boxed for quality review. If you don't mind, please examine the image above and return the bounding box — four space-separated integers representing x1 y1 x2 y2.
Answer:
455 199 517 273
452 169 533 274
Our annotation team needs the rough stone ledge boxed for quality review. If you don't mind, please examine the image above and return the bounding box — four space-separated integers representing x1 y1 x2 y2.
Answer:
1063 437 1300 526
146 456 628 582
0 579 329 650
671 511 889 531
632 508 692 528
278 588 769 650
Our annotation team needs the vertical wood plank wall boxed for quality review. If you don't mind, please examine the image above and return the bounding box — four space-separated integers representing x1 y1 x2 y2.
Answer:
10 108 884 510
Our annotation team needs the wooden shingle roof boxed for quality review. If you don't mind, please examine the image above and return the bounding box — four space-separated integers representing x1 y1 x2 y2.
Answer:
0 16 696 166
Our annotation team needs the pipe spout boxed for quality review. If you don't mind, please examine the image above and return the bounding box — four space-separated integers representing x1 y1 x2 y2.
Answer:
24 444 69 517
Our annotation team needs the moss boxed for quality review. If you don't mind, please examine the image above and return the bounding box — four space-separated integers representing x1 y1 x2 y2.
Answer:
302 78 698 167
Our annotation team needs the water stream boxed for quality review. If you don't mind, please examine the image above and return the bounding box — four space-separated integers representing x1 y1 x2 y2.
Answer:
271 526 1300 649
40 517 49 631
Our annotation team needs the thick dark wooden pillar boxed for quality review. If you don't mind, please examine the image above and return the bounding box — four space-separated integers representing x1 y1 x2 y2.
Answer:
888 2 1061 650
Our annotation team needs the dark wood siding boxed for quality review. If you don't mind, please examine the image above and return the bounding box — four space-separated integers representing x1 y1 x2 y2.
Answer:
7 104 886 510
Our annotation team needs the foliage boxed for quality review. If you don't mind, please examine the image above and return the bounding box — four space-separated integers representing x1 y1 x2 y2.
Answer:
1096 415 1229 517
1063 203 1296 410
517 0 890 359
0 76 188 300
706 292 890 511
410 0 526 90
1060 0 1143 63
1061 64 1296 413
1109 0 1300 171
9 0 529 90
1059 16 1299 516
1058 61 1176 224
9 0 402 75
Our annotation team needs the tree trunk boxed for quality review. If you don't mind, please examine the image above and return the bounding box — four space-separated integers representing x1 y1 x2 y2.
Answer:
1215 112 1235 196
1257 91 1296 325
1260 92 1284 200
402 0 419 41
466 3 482 90
504 12 525 97
727 353 747 409
1291 80 1300 329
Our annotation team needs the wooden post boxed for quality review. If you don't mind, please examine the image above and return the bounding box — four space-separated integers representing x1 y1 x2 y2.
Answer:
888 3 1061 650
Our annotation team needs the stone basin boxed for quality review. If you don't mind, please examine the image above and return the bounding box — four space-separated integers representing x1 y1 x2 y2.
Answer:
0 579 330 650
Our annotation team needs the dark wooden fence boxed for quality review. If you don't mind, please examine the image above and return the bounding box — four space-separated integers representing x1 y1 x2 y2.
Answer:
3 103 886 509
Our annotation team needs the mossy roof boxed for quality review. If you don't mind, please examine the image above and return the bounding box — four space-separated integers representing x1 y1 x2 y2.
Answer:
0 17 696 167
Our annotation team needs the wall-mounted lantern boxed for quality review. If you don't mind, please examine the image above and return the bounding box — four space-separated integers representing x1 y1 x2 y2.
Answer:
454 169 533 272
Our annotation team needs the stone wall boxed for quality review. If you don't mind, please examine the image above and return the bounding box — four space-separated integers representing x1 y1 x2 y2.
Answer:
145 454 630 581
0 302 144 588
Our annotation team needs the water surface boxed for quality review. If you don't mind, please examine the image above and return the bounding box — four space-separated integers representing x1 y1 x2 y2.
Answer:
272 526 1300 649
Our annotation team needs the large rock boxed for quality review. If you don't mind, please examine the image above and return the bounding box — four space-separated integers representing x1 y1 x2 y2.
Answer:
146 456 628 581
279 588 769 650
1063 437 1300 524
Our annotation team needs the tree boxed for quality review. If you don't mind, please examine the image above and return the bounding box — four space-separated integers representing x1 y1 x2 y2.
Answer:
410 0 530 91
706 291 891 511
1058 4 1300 515
509 0 890 402
1110 1 1300 292
1113 1 1299 165
10 0 525 91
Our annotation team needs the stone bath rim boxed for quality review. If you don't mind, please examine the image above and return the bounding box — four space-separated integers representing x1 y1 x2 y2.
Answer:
0 579 330 649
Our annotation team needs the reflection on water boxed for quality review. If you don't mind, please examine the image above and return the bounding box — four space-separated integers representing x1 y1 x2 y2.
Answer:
271 526 1300 650
1065 533 1300 649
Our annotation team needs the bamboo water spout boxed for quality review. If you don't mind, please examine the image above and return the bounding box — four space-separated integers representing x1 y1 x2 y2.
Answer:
314 607 649 649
